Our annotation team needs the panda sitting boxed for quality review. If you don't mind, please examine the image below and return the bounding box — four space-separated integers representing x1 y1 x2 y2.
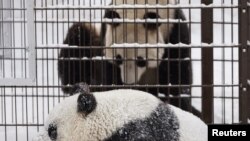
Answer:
58 0 197 116
33 83 207 141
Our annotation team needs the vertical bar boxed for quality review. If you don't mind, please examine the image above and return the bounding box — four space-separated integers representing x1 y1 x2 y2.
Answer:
0 0 3 75
27 0 36 82
201 0 214 123
238 0 249 124
0 0 2 58
2 0 12 58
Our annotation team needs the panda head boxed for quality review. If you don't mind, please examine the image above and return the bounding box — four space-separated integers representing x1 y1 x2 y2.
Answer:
33 84 162 141
103 0 176 84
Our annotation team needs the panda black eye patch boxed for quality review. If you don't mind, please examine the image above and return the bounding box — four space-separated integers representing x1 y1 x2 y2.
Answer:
104 10 121 27
143 12 161 29
48 124 57 140
115 54 123 65
136 56 147 67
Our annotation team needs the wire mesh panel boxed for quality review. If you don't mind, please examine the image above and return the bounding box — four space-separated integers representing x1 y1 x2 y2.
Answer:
0 0 35 85
0 0 248 141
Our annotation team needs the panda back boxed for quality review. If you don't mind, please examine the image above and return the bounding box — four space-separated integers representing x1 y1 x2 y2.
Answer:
169 105 208 141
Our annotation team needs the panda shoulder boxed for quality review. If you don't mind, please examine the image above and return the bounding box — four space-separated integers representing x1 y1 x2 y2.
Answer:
63 22 101 45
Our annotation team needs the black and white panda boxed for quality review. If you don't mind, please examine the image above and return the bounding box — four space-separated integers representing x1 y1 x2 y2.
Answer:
58 0 193 114
33 84 207 141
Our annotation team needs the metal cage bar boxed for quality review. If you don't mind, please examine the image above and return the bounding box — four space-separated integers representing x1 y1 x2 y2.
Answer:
238 0 250 124
0 0 36 86
201 0 214 124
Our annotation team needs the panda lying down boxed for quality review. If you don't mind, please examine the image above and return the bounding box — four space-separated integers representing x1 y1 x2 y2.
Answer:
33 83 207 141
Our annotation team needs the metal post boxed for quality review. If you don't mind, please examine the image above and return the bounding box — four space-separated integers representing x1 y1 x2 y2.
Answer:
238 0 249 124
0 0 3 74
201 0 214 123
2 0 12 58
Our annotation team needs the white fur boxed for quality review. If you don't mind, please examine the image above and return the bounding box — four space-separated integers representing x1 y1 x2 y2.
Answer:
33 89 208 141
104 0 176 84
33 89 161 141
169 105 208 141
93 23 102 37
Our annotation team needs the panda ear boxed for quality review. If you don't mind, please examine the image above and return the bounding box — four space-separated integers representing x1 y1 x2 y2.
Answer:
77 93 97 115
104 10 120 19
104 10 120 27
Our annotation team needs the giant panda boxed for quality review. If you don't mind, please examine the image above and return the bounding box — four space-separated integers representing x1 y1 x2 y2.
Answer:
58 0 194 114
33 83 207 141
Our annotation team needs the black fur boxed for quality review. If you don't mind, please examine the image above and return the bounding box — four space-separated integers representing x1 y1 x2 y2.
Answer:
58 23 122 94
160 9 192 95
105 103 179 141
77 93 97 114
60 23 102 57
48 124 57 140
158 9 198 116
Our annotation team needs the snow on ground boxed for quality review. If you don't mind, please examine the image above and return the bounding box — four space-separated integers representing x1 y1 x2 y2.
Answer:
0 0 240 140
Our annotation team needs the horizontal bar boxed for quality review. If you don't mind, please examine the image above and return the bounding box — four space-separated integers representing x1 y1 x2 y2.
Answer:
0 124 43 126
34 4 239 10
0 84 240 88
0 8 26 10
38 58 239 62
0 79 35 86
36 43 240 49
33 20 238 25
0 94 239 99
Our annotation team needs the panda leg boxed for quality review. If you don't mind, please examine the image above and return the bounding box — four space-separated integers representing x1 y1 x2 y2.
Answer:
160 9 202 116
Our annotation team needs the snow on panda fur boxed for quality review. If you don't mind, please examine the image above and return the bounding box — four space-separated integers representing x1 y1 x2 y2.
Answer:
33 83 207 141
